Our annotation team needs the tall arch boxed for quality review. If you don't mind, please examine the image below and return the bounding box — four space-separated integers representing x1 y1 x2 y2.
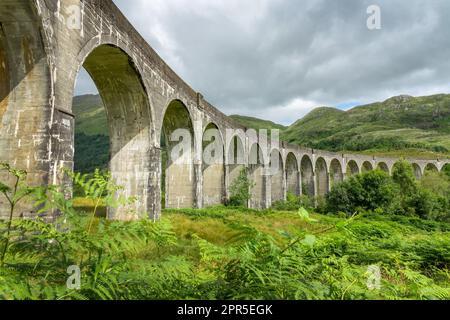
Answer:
202 122 225 207
301 155 314 197
315 157 329 196
346 160 360 177
377 162 390 174
249 143 265 209
286 153 300 195
161 100 195 209
227 134 246 199
330 159 343 187
362 161 374 173
270 149 284 203
425 163 438 173
79 44 154 220
412 163 422 180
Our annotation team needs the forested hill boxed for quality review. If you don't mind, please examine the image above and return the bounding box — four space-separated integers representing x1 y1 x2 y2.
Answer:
73 94 108 173
73 93 450 173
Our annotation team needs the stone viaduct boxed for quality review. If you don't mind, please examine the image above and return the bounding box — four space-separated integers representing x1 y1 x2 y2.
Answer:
0 0 449 220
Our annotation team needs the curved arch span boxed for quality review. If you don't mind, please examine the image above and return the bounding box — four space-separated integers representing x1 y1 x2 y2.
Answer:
377 162 390 174
202 122 225 207
330 159 343 187
301 155 314 197
362 161 374 173
161 100 195 209
286 153 300 195
270 149 284 203
249 143 265 209
315 157 329 196
75 44 154 220
346 160 360 177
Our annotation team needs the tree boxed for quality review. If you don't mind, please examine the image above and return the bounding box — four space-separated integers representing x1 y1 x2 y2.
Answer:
325 170 397 215
392 160 417 197
228 168 254 207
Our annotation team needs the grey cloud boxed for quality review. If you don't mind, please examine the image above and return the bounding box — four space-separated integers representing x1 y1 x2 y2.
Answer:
76 0 450 125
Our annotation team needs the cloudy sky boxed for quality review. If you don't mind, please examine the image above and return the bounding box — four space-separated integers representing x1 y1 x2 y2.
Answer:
75 0 450 125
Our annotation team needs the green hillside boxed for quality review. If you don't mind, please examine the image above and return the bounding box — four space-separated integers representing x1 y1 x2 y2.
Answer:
73 95 109 173
72 93 450 173
229 115 287 132
283 94 450 159
73 94 108 136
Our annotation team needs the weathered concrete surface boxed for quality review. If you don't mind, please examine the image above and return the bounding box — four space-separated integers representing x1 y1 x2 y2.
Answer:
301 155 315 197
285 152 299 195
248 143 266 209
202 124 225 207
270 150 284 203
330 159 343 187
315 157 329 197
0 0 449 219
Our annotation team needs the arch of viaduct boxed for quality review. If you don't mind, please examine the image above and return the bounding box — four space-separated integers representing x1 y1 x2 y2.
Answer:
0 1 449 220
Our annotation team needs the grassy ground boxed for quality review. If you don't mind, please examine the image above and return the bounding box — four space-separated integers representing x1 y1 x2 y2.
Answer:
69 200 450 299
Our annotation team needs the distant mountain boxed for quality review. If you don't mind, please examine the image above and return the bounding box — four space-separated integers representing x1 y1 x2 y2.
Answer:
73 94 108 136
282 94 450 159
72 94 108 173
72 93 450 173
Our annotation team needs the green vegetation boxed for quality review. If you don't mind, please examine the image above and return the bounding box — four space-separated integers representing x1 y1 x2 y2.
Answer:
272 192 313 212
227 168 254 207
73 95 109 174
282 94 450 159
325 170 398 215
73 94 108 136
72 93 450 174
1 163 449 300
74 133 109 173
323 160 450 222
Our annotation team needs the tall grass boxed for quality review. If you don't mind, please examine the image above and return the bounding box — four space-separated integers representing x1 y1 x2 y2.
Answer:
0 164 449 300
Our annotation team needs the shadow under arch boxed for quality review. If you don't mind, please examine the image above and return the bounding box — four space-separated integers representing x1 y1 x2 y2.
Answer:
227 133 246 200
249 143 265 209
412 163 422 179
315 157 328 196
202 122 225 207
301 155 314 197
286 153 300 195
330 159 343 187
346 160 360 177
74 44 154 220
362 161 374 173
377 162 390 174
270 149 284 203
425 163 438 173
161 99 195 209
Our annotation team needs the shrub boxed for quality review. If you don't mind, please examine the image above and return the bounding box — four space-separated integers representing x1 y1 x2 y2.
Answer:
325 170 398 215
272 193 313 211
392 160 418 197
227 168 254 207
416 171 450 222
